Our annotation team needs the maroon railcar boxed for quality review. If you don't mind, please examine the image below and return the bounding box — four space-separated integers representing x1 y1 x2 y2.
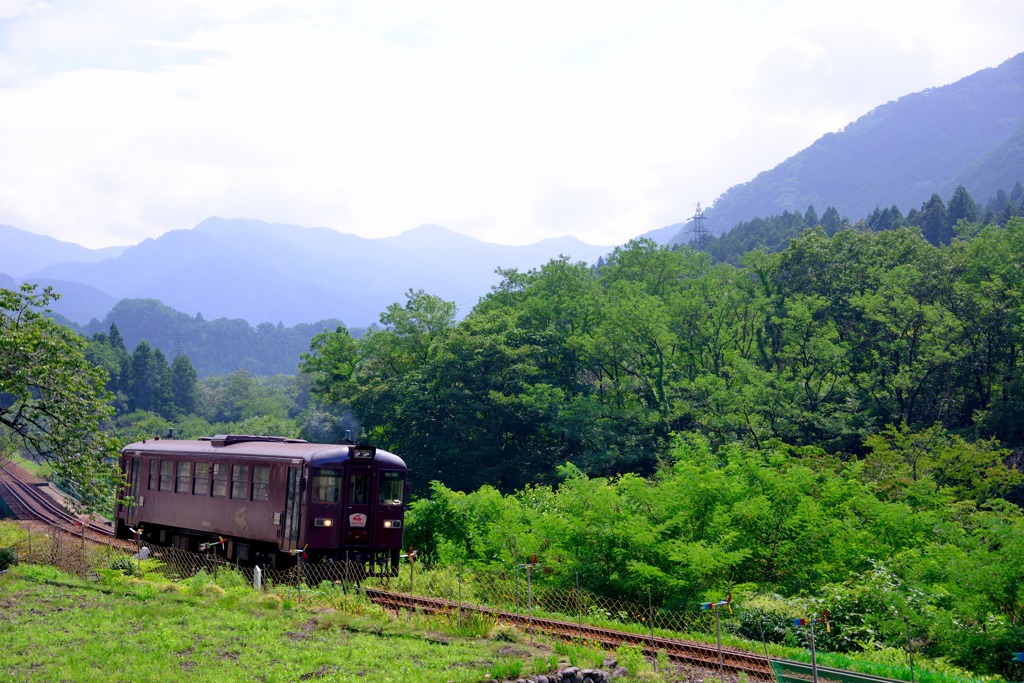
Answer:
115 434 408 574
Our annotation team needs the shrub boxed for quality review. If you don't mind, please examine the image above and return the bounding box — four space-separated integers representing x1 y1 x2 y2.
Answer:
616 643 648 676
0 547 19 571
200 583 226 598
490 623 522 643
257 593 283 610
110 556 137 576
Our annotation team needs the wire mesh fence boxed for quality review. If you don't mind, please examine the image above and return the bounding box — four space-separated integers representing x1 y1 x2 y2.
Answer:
3 524 738 650
361 561 719 643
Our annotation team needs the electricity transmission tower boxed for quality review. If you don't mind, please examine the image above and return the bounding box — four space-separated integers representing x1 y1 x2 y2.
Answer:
688 202 709 248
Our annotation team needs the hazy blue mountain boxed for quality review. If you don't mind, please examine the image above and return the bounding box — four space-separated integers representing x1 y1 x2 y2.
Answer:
27 278 117 324
689 51 1024 238
24 218 613 326
947 121 1024 202
637 222 687 245
79 298 346 377
0 223 125 278
0 271 114 322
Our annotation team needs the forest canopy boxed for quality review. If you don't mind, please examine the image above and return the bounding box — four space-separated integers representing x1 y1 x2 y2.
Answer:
302 219 1024 500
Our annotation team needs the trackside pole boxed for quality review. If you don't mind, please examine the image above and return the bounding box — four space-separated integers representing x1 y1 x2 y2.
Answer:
78 519 86 577
905 617 915 683
792 612 829 683
527 563 533 645
409 548 416 610
513 537 519 610
810 620 818 683
715 605 724 680
576 572 582 645
518 555 537 645
285 544 307 602
700 595 732 682
649 587 657 672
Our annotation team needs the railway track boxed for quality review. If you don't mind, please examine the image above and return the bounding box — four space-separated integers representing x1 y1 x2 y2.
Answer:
365 588 776 681
0 461 116 543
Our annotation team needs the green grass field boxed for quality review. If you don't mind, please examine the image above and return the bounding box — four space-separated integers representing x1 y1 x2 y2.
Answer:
0 564 572 683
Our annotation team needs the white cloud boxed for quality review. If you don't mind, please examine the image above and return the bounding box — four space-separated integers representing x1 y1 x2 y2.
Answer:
0 0 1022 248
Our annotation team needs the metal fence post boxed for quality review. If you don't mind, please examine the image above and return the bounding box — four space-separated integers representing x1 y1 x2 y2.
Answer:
576 571 582 645
408 549 415 614
80 520 86 577
809 619 819 683
342 550 349 595
715 604 724 681
513 537 520 611
649 587 656 671
527 562 533 645
905 616 915 683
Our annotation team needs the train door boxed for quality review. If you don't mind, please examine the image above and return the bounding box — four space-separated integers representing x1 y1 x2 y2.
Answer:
281 467 302 553
306 466 341 555
343 464 375 550
125 457 141 528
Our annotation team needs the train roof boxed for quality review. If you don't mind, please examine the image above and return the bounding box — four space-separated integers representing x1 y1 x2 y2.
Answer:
120 435 407 469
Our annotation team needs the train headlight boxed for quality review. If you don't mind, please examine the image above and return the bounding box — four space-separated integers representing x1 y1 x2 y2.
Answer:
314 517 334 527
352 446 376 459
383 520 402 529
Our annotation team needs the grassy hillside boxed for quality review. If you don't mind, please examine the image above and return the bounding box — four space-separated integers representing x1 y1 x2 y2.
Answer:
0 564 567 683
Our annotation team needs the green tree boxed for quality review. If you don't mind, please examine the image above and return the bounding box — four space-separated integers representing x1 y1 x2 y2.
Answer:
917 192 949 246
0 285 120 514
300 326 359 407
863 423 1022 502
804 204 819 226
947 184 979 230
169 353 200 416
820 206 842 234
128 341 170 414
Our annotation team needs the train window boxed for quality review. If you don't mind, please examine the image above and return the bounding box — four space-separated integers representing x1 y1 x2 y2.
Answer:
159 460 174 491
148 460 157 490
349 473 369 505
193 462 209 495
379 471 404 505
231 464 249 499
211 463 228 497
176 461 191 493
252 466 270 502
313 469 340 503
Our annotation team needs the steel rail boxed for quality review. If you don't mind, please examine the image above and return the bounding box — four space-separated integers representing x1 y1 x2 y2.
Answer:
0 462 115 540
365 588 775 680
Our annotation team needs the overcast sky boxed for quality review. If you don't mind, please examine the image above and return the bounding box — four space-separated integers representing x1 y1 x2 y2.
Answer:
1 1 1023 249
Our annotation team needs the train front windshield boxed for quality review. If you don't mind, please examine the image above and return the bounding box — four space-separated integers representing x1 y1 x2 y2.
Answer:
379 471 404 505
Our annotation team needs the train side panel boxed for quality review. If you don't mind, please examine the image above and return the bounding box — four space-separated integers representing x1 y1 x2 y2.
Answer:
115 436 407 573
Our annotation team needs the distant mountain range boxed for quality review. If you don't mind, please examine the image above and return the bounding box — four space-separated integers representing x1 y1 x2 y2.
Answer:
678 51 1024 240
1 218 614 327
5 53 1023 327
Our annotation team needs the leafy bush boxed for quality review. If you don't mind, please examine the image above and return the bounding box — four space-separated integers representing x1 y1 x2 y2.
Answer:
257 593 283 610
200 583 226 598
0 521 28 547
0 547 19 571
730 593 802 646
490 623 521 642
110 556 137 575
616 643 649 676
